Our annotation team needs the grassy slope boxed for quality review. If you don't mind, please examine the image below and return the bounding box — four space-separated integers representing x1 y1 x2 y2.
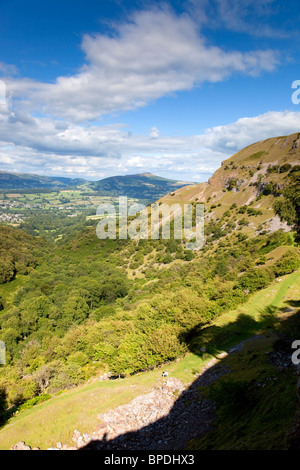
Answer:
0 269 299 450
190 333 297 450
188 270 300 450
159 132 300 237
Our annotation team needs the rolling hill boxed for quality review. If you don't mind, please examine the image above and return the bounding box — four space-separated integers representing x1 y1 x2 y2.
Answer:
0 170 193 203
87 172 193 201
0 171 86 190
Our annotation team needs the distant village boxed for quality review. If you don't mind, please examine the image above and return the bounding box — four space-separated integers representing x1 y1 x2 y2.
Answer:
0 197 81 225
0 200 25 223
0 197 39 224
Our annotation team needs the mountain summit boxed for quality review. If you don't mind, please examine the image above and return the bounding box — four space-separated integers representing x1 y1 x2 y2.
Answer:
160 132 300 236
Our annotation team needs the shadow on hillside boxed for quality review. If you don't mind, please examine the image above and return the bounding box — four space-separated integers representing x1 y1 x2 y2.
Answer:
285 300 300 309
0 389 24 429
79 306 300 451
0 387 11 427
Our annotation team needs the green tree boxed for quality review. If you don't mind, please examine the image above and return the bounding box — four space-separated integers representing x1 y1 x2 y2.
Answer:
274 177 300 238
273 252 300 276
238 267 274 293
100 276 129 303
163 252 173 264
61 295 89 326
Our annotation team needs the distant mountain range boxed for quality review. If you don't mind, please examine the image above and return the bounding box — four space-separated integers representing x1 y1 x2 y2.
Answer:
0 171 86 190
0 170 194 201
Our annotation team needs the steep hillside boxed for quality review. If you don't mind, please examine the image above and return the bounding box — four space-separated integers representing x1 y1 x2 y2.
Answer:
160 132 300 237
0 225 49 285
2 270 300 450
0 133 299 451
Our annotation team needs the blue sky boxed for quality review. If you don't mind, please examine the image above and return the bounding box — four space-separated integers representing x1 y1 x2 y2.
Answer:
0 0 300 181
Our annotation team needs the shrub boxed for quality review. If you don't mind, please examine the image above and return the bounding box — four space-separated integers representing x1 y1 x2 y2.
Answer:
267 165 279 174
247 208 262 216
100 276 129 302
290 165 300 175
238 218 249 226
263 183 274 195
184 250 194 261
274 180 300 237
238 267 275 293
166 239 179 253
163 252 173 264
273 252 300 276
47 362 85 393
279 163 292 173
227 179 238 191
18 393 51 412
238 206 247 214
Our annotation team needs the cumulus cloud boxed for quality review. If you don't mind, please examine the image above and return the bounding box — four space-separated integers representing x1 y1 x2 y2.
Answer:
0 108 299 181
201 111 300 152
149 127 160 138
4 8 278 122
0 7 295 182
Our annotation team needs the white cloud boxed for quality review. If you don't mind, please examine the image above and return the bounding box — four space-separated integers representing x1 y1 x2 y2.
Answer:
127 156 144 167
0 7 295 182
187 0 291 38
201 110 300 152
5 8 278 122
0 108 299 181
149 127 160 138
0 62 17 76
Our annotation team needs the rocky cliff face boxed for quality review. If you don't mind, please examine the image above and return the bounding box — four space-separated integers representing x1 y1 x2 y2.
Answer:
160 132 300 205
158 132 300 237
